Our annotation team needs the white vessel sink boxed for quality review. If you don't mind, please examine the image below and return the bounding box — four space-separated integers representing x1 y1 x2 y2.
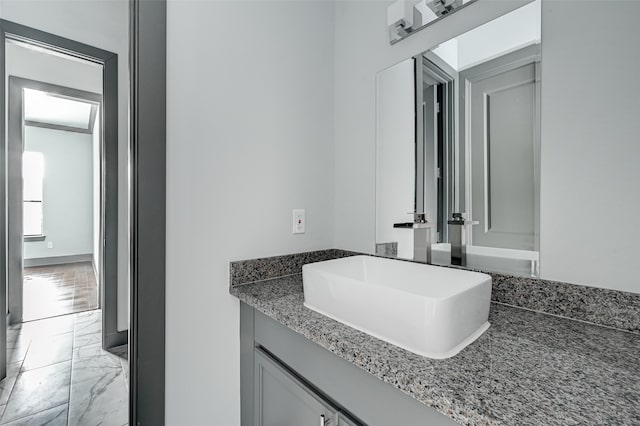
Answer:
302 255 491 359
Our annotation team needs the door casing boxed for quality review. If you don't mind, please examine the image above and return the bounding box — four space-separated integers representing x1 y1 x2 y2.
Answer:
0 21 126 385
7 76 103 325
459 44 541 250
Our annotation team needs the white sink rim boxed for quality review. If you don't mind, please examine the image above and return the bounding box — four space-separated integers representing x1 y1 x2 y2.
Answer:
302 255 492 359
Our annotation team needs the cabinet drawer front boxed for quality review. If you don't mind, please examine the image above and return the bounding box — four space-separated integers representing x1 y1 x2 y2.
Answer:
255 348 338 426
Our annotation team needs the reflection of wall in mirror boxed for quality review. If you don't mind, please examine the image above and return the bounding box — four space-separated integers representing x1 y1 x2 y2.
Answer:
376 59 415 259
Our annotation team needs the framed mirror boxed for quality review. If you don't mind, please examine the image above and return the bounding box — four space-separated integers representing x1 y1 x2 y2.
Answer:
376 0 541 277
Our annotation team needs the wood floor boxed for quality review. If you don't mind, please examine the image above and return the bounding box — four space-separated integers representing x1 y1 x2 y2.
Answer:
23 262 98 322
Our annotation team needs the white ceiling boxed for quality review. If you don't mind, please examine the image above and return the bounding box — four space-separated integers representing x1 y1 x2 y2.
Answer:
24 88 94 130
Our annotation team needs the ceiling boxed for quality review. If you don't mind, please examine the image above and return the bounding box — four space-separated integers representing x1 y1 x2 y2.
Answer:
24 88 97 132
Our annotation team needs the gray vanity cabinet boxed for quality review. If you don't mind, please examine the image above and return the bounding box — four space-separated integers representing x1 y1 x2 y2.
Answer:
241 302 457 426
254 348 343 426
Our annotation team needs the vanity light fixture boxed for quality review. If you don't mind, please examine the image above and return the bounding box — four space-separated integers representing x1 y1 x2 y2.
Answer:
387 0 421 38
389 0 476 44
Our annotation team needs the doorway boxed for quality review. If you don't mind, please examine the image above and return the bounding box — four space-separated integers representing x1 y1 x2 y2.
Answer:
1 20 124 356
0 2 168 423
12 75 102 323
416 53 457 243
0 20 128 424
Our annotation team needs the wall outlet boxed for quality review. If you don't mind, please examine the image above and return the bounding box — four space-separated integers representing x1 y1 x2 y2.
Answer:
47 241 53 249
292 209 305 234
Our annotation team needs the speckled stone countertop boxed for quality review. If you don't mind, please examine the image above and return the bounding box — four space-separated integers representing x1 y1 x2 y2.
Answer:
230 275 640 426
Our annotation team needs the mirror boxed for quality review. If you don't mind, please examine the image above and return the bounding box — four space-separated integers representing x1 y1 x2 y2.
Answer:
376 1 541 277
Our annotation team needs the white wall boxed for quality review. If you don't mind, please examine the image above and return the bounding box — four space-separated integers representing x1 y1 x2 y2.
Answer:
333 0 531 255
166 1 335 424
539 0 640 293
376 58 415 259
1 1 131 330
5 42 102 93
23 126 93 259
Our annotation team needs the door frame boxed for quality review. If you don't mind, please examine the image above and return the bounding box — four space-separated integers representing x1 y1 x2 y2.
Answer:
459 43 541 247
1 3 167 423
129 0 167 424
0 20 125 380
7 76 103 323
415 52 457 242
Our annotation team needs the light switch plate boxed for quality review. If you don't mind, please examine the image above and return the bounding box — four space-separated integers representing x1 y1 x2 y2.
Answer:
293 209 305 234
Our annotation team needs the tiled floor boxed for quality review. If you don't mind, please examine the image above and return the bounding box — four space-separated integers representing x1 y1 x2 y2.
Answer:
0 310 128 425
23 262 98 322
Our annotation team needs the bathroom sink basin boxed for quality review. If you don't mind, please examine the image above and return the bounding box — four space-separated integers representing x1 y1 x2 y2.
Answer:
302 255 491 359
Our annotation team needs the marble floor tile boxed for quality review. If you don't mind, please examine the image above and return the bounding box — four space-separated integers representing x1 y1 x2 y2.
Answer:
1 361 72 423
72 352 123 385
0 310 128 426
68 367 128 426
6 336 30 365
75 317 101 336
105 346 129 390
19 315 75 340
0 403 68 426
73 331 101 348
76 310 101 322
107 345 128 360
120 358 129 390
0 363 22 406
73 313 102 348
73 343 107 360
21 333 73 372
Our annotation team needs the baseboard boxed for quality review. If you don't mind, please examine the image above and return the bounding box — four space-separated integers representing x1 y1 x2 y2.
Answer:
24 253 93 267
105 329 128 349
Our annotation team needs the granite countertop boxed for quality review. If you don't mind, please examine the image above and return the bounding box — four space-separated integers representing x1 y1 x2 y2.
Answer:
230 274 640 426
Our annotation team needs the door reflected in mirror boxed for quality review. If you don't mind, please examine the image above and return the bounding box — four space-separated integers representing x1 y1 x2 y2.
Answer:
376 0 541 277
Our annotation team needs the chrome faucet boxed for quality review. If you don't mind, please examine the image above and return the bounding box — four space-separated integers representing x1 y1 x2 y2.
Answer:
393 212 436 264
447 213 478 266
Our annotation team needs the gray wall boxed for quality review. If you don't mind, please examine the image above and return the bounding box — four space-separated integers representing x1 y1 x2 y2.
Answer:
166 1 336 424
23 126 93 260
539 0 640 293
376 58 415 259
